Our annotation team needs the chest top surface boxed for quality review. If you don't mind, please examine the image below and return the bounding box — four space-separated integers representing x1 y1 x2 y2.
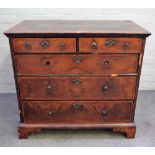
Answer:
4 20 151 37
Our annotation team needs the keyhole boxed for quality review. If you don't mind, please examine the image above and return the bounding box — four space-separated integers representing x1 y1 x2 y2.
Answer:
45 61 50 66
73 56 83 64
40 40 50 48
76 57 80 61
109 41 112 45
44 42 47 46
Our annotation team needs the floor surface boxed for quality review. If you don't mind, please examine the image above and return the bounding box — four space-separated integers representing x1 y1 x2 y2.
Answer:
0 90 155 147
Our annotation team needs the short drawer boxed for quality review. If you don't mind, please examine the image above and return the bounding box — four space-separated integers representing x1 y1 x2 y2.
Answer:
79 38 142 53
12 38 76 53
18 76 137 100
15 54 139 75
22 101 134 124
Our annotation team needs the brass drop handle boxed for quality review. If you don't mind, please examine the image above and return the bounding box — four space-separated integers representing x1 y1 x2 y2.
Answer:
24 42 32 49
91 41 98 49
72 79 82 85
103 61 110 66
101 110 107 116
47 111 53 119
123 42 129 49
47 84 53 94
59 42 65 49
40 40 50 48
102 85 109 93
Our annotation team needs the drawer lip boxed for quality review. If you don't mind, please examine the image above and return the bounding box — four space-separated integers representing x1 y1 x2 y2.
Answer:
15 53 139 75
21 100 134 124
17 73 139 77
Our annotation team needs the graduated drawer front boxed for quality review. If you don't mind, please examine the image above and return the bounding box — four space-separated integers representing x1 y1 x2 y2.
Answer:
15 54 139 75
22 101 134 124
79 38 142 53
18 76 137 100
12 38 76 53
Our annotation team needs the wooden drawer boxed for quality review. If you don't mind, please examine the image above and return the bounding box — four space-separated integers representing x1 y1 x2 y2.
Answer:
22 101 134 124
18 76 137 100
15 54 139 75
79 38 142 53
12 38 76 53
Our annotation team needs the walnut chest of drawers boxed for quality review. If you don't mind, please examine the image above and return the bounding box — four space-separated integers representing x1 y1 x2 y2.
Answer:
4 20 151 139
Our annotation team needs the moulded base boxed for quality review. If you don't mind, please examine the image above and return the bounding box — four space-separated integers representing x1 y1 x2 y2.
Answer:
18 122 136 139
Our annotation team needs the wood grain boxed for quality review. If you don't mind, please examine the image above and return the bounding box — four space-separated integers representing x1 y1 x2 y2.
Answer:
79 38 142 53
15 54 139 74
13 38 76 53
21 101 134 124
18 76 137 100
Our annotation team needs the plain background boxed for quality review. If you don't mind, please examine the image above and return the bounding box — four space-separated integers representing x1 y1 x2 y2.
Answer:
0 8 155 93
0 0 155 153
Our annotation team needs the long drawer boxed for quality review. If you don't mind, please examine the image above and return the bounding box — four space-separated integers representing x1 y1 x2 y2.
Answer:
12 38 76 53
15 54 139 75
18 76 137 100
21 101 134 124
